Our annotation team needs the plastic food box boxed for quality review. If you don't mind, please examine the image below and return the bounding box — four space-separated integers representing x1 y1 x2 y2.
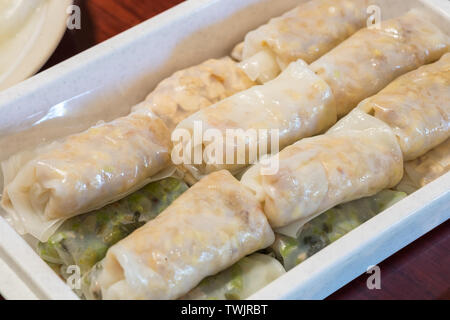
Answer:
0 0 449 300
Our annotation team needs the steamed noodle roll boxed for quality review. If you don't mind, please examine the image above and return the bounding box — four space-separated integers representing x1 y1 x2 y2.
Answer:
135 57 255 131
1 109 172 241
271 190 407 270
1 57 254 241
241 109 404 229
248 49 450 232
310 9 450 117
235 0 370 83
37 178 188 277
175 59 336 183
396 139 450 195
83 171 274 300
357 53 450 161
176 9 449 184
182 253 285 300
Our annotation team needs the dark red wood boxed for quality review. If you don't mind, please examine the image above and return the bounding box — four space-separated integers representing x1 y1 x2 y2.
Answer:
41 0 186 71
327 220 450 300
1 0 448 300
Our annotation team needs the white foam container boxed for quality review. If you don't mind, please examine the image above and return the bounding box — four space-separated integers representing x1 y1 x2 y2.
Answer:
0 0 449 300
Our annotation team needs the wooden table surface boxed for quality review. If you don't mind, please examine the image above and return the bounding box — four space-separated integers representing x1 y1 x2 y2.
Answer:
3 0 449 300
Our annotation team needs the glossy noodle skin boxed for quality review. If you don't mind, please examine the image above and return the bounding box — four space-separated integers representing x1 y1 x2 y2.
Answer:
182 253 285 300
136 57 255 131
37 178 188 277
175 59 336 182
2 110 172 241
396 139 450 194
87 170 274 300
310 9 450 118
358 53 450 161
241 110 404 228
271 190 407 270
2 57 254 240
241 0 369 66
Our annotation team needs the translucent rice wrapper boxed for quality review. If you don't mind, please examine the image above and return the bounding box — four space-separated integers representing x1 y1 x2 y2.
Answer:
231 42 244 62
242 109 404 229
136 57 255 131
396 139 450 195
238 0 369 82
358 53 450 161
310 9 450 117
37 177 188 279
1 108 174 242
271 190 407 270
181 253 285 300
1 55 257 241
82 171 274 300
238 49 282 84
176 59 336 183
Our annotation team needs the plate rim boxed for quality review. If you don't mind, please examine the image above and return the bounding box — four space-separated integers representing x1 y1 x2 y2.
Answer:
0 0 73 91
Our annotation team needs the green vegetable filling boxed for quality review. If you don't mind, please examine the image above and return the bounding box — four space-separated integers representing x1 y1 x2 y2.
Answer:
38 177 188 278
269 190 407 270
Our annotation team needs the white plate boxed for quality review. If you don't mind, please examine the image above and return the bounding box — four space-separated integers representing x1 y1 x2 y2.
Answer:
0 0 72 91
